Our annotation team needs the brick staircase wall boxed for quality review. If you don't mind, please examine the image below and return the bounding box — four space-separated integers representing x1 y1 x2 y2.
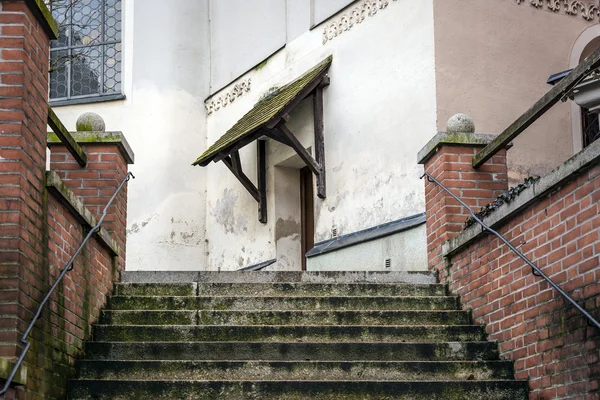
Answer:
0 2 133 398
418 121 600 399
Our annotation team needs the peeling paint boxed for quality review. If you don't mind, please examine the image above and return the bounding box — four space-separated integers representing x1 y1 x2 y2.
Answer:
127 214 158 235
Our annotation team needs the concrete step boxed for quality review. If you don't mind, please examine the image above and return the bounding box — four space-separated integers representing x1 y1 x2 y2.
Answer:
115 282 448 297
120 270 437 284
100 310 472 326
75 360 515 381
68 379 529 399
92 325 486 343
107 295 461 311
83 341 499 361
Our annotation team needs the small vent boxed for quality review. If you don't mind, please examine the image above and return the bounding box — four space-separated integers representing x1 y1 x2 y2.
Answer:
385 259 392 268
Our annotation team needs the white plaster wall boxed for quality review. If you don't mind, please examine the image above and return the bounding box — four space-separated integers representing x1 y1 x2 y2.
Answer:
209 0 286 94
306 225 428 271
52 0 211 271
312 0 355 26
204 0 436 271
286 0 311 42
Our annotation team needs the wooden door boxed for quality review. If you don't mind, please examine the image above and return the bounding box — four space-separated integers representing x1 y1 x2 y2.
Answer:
300 167 314 271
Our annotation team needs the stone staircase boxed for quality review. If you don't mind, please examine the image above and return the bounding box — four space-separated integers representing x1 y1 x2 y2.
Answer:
68 271 529 399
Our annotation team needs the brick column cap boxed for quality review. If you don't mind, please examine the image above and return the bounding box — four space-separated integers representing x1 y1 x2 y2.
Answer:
48 131 135 164
417 131 502 165
23 0 59 39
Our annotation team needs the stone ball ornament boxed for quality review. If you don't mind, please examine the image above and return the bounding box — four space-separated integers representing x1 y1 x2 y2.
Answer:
76 112 106 132
446 113 475 134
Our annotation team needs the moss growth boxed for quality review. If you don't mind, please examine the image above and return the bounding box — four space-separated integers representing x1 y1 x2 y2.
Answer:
254 59 268 71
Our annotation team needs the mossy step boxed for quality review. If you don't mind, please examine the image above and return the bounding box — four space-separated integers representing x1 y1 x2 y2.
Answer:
121 270 438 284
115 283 195 296
68 379 529 400
100 310 472 326
75 360 515 381
92 324 486 343
83 341 499 361
107 296 460 311
114 282 447 297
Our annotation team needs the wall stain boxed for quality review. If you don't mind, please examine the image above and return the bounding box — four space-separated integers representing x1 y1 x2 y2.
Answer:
211 188 239 234
275 217 301 241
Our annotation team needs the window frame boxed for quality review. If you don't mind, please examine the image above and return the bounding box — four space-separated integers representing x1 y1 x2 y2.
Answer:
49 0 124 104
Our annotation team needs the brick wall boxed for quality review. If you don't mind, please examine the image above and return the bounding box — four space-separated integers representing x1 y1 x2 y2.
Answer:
0 2 133 398
0 1 55 398
40 183 120 399
420 130 600 399
49 137 132 272
423 144 508 275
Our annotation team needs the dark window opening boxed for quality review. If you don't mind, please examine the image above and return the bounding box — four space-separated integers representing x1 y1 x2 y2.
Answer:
581 107 600 148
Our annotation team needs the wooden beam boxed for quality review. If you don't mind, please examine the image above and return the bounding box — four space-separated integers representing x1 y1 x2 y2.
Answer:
222 156 260 202
212 130 265 164
277 124 321 176
473 47 600 168
231 151 242 174
265 67 331 129
262 129 293 146
47 106 88 167
257 140 267 224
313 87 326 199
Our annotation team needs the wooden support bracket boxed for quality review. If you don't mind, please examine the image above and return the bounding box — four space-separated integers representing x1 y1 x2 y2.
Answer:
223 153 260 202
257 140 267 223
277 122 326 199
261 129 293 147
222 146 267 223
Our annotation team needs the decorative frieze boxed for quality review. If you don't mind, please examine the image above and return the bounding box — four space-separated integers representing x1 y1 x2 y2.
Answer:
322 0 397 45
205 78 252 116
514 0 600 21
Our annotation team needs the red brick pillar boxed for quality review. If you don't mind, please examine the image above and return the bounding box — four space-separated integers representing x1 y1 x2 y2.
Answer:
0 1 57 397
417 114 508 280
48 117 134 272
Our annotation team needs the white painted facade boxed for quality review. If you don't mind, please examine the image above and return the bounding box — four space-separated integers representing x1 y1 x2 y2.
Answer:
204 0 436 271
51 0 435 272
51 0 596 271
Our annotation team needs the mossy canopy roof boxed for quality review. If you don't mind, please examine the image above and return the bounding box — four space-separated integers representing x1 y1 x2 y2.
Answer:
193 56 332 166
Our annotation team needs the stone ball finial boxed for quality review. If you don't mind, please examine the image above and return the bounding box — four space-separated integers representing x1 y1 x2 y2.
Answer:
76 112 105 132
446 113 475 134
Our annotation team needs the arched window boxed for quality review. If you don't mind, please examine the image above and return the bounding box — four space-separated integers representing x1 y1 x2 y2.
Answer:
578 38 600 148
570 26 600 151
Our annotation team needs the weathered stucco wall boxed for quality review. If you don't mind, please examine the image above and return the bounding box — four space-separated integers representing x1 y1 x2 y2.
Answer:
433 0 595 184
52 0 211 271
204 0 436 271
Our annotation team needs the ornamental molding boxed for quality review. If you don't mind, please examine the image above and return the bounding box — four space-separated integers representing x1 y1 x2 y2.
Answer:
513 0 600 21
322 0 397 45
205 78 252 116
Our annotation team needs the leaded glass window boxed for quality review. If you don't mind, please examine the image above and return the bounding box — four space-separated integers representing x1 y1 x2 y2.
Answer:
49 0 122 102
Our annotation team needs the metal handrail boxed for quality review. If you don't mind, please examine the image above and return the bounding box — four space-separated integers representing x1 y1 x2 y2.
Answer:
421 172 600 330
0 172 135 397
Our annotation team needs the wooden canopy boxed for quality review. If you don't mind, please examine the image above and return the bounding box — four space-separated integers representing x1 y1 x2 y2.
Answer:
193 56 332 223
